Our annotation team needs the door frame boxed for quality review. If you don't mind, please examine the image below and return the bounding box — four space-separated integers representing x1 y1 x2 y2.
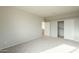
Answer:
57 21 64 38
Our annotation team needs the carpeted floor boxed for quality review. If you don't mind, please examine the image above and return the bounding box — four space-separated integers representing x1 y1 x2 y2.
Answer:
0 36 79 53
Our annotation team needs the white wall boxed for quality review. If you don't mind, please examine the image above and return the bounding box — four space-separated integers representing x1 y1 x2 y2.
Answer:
50 18 79 42
0 7 43 50
50 20 57 37
49 18 75 40
64 19 75 40
74 19 79 41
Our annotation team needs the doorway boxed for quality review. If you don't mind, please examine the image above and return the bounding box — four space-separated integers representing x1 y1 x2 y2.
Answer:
42 21 50 36
58 21 64 38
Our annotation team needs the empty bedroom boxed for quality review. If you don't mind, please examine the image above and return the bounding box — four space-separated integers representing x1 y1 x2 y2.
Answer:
0 6 79 53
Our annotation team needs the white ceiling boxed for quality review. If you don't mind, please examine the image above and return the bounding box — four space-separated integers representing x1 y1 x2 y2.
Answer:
16 6 79 17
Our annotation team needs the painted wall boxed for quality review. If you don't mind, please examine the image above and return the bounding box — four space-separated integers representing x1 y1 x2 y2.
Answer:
50 20 57 37
49 18 75 40
74 19 79 41
48 16 79 42
0 7 43 50
64 19 75 40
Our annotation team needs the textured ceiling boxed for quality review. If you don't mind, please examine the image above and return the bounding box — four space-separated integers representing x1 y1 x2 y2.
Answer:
16 6 79 17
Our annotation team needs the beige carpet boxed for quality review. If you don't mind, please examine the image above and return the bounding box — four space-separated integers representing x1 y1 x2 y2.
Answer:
0 36 79 53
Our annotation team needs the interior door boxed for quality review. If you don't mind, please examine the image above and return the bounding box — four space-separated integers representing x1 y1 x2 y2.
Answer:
58 21 64 38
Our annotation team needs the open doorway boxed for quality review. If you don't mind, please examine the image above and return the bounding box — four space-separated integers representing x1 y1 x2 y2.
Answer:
58 21 64 38
42 22 45 36
44 22 50 36
42 21 50 36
